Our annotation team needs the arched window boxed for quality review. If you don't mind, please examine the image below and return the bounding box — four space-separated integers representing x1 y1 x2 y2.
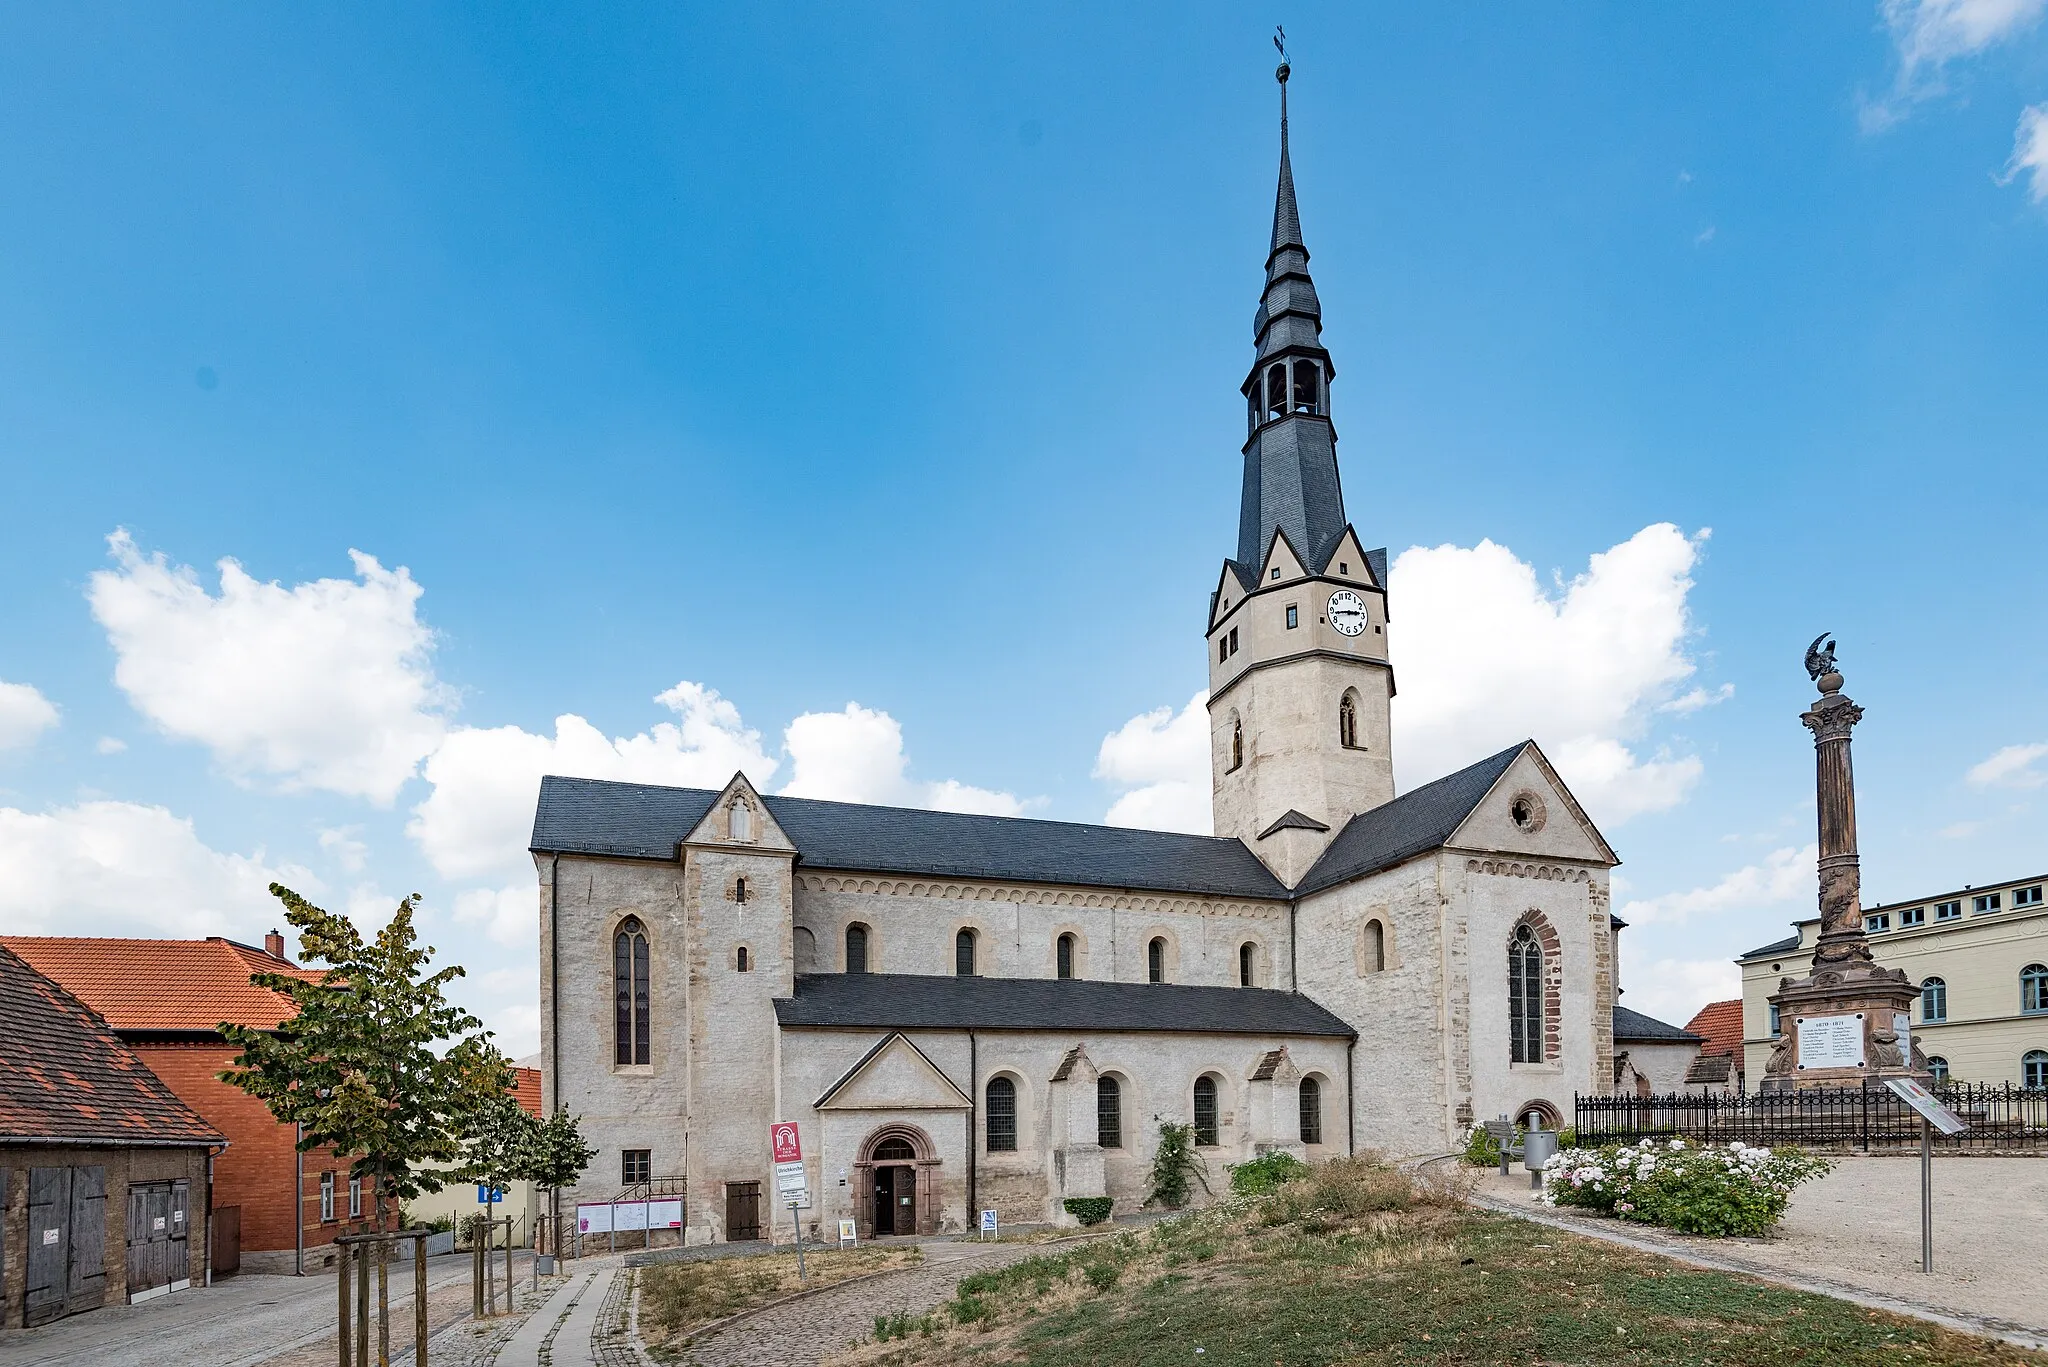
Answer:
2024 1051 2048 1090
873 1136 915 1161
1363 919 1385 973
956 928 978 977
1299 1076 1322 1145
735 946 750 972
1291 359 1320 415
1192 1075 1219 1146
1265 363 1287 422
1056 933 1076 980
985 1077 1017 1151
613 917 650 1066
1097 1076 1122 1148
845 923 870 974
1509 924 1544 1064
1926 1055 1950 1085
734 876 748 904
793 926 817 973
1239 942 1256 987
1338 691 1358 749
2023 964 2048 1014
1147 937 1167 984
1230 719 1243 771
728 801 751 842
1921 977 1948 1023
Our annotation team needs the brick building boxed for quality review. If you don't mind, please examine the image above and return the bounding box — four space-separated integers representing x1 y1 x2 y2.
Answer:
2 933 358 1275
1 943 223 1327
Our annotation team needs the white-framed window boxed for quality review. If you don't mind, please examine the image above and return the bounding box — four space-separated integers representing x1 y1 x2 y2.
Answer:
2024 1051 2048 1090
1920 977 1947 1023
1935 900 1963 921
1865 913 1891 933
319 1170 336 1222
1975 892 2002 914
2015 885 2043 908
1899 906 1926 928
348 1176 362 1218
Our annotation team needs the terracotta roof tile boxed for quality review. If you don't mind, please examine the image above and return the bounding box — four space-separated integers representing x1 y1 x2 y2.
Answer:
0 944 224 1145
513 1067 543 1118
1684 999 1745 1058
0 935 320 1033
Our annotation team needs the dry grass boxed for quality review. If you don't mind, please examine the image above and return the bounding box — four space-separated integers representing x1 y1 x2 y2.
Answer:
637 1246 920 1355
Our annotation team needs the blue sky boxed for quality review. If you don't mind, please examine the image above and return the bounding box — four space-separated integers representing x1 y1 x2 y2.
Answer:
3 3 2045 1050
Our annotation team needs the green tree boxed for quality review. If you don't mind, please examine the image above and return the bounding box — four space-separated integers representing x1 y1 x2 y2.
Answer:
523 1107 597 1252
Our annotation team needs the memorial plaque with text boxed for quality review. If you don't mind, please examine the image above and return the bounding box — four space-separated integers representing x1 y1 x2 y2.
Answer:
1797 1012 1865 1069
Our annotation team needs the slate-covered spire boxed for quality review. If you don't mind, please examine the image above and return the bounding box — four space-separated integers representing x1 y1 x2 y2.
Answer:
1235 55 1347 576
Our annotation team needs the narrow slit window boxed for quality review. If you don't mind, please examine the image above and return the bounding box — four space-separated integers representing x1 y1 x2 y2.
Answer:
736 946 751 972
846 923 870 974
1056 933 1075 980
1339 692 1358 749
1148 937 1167 984
1363 919 1385 973
1239 942 1256 987
956 928 977 977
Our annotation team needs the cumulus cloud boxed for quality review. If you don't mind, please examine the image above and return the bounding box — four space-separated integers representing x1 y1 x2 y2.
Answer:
1620 954 1742 1030
2000 103 2048 203
95 736 128 755
1619 844 1816 927
318 825 369 873
88 530 451 803
1864 0 2047 130
0 681 60 750
0 800 312 937
779 702 1026 815
1095 693 1212 834
1966 741 2048 788
452 882 536 949
1389 523 1716 825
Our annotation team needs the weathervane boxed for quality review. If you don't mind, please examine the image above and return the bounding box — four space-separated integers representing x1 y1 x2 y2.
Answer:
1274 25 1289 83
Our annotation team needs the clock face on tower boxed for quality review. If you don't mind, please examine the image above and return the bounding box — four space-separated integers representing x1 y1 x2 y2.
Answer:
1328 589 1369 637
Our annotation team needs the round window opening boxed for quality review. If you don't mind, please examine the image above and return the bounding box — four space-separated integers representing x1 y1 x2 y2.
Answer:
1509 792 1547 833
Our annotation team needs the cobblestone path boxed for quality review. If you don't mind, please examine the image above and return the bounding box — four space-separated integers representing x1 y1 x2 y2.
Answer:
682 1242 1041 1367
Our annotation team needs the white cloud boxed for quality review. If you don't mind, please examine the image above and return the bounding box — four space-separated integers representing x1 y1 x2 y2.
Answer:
452 882 536 948
1619 844 1816 927
779 702 1026 815
1939 820 1984 838
95 736 127 755
1389 523 1716 825
1661 683 1735 715
0 800 313 937
1620 954 1741 1030
1966 741 2048 788
0 681 60 750
1864 0 2047 129
1094 692 1212 834
318 825 369 873
408 681 776 884
2000 103 2048 202
88 530 451 804
1693 225 1717 247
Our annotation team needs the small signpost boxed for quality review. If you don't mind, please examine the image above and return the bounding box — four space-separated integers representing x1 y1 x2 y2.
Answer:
838 1218 857 1249
979 1209 999 1242
770 1122 808 1281
1883 1077 1967 1273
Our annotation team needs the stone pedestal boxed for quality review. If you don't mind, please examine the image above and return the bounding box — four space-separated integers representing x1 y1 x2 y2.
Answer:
1761 661 1928 1092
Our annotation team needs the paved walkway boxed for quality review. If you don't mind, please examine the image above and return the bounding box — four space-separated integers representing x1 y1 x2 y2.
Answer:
1465 1155 2048 1352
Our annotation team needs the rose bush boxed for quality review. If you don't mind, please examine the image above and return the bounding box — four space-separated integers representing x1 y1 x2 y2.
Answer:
1542 1138 1831 1237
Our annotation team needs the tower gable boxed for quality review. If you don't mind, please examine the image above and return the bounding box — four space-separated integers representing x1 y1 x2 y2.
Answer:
812 1031 972 1111
681 771 796 854
1447 742 1618 867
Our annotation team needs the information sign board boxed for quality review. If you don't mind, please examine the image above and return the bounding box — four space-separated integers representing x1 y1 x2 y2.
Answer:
979 1209 999 1240
838 1218 857 1248
770 1122 803 1164
1884 1077 1968 1135
1796 1012 1865 1069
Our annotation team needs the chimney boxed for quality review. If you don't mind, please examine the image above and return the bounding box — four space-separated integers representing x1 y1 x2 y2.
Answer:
265 929 286 960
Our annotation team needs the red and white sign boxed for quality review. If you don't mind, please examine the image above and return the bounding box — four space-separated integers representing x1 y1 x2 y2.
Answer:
770 1122 802 1164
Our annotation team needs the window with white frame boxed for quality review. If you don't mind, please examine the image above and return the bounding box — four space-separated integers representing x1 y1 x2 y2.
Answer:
1865 913 1890 933
1935 900 1963 921
1975 892 2002 914
2015 885 2044 908
320 1171 336 1222
348 1176 362 1218
1926 1055 1950 1085
1899 905 1926 928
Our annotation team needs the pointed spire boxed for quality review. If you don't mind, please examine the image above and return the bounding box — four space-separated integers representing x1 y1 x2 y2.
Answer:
1271 61 1304 258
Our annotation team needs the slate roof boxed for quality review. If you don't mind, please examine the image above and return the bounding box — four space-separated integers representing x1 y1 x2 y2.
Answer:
2 935 319 1034
531 777 1290 901
1612 1004 1703 1044
0 943 225 1146
1258 809 1330 839
1684 1053 1735 1085
1683 999 1744 1059
773 973 1356 1039
1740 933 1803 961
1295 744 1526 895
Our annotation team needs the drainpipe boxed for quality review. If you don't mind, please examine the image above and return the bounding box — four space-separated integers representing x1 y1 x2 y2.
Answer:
966 1032 977 1224
294 1124 304 1275
1346 1039 1356 1156
1288 899 1298 991
549 855 561 1113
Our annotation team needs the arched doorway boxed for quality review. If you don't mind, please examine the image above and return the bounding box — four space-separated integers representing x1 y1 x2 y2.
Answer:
854 1124 940 1237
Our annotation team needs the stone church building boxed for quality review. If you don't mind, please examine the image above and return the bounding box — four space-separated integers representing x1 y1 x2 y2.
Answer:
533 81 1625 1243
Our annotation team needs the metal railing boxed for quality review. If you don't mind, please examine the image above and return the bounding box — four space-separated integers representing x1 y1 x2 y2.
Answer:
1574 1082 2048 1152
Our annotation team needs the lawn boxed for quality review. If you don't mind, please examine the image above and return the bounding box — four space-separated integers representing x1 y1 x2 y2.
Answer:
832 1156 2046 1367
638 1245 920 1358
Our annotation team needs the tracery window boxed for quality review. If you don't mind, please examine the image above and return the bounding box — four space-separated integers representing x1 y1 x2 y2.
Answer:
1508 923 1543 1065
1192 1075 1219 1146
1339 691 1358 749
1921 977 1948 1023
1148 937 1167 984
985 1077 1017 1151
1097 1076 1122 1148
1057 933 1076 980
845 923 870 974
728 800 751 842
956 928 978 977
614 916 651 1066
1299 1076 1322 1145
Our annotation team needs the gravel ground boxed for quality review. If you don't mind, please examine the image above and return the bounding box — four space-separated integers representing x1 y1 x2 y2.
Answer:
1472 1155 2048 1342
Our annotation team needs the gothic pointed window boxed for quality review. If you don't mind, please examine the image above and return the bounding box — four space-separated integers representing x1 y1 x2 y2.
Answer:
845 923 870 974
614 916 650 1066
1291 360 1319 414
956 928 978 977
1056 933 1076 980
1509 924 1544 1064
1147 937 1167 984
728 800 751 843
1339 691 1358 749
985 1077 1017 1152
1097 1076 1122 1148
1299 1076 1322 1145
1265 363 1287 422
1192 1075 1219 1146
1239 942 1256 987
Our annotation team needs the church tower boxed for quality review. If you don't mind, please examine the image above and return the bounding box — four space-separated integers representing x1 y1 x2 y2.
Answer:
1208 58 1394 885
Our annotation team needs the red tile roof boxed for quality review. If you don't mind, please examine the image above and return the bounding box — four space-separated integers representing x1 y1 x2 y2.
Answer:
0 943 225 1146
513 1067 543 1118
1685 999 1745 1058
0 935 322 1033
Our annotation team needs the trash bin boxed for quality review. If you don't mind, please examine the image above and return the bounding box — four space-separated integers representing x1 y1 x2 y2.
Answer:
1522 1129 1560 1189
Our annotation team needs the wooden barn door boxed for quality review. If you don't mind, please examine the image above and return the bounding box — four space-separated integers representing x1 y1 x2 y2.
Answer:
26 1167 71 1327
67 1166 107 1316
169 1181 192 1287
724 1181 760 1241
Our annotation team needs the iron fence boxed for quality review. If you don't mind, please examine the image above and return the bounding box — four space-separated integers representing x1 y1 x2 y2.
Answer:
1574 1081 2048 1152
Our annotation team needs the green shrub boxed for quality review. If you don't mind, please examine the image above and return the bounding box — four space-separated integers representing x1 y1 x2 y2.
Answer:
1082 1259 1122 1290
1062 1196 1114 1225
1545 1139 1832 1237
1228 1150 1309 1195
1144 1122 1211 1210
1461 1123 1520 1167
